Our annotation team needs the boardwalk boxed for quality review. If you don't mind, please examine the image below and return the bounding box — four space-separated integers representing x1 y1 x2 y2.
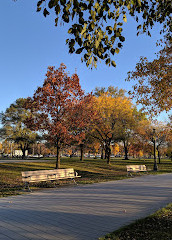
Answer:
0 174 171 240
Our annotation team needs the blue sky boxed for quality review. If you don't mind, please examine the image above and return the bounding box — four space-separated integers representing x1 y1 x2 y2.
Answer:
0 1 169 121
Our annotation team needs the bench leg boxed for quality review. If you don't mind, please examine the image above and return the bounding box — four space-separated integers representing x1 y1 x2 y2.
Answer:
51 180 57 187
24 182 31 192
72 178 77 185
127 172 132 177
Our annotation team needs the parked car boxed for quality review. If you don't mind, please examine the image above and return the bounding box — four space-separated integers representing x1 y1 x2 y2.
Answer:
48 155 56 158
63 154 70 157
29 154 43 158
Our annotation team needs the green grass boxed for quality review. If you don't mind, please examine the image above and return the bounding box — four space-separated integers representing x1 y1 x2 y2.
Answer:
0 157 171 197
99 203 172 240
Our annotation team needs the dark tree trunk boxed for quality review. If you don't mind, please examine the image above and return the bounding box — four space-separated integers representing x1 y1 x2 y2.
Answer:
107 152 110 164
21 145 26 159
124 141 129 160
22 148 25 159
158 150 161 164
56 141 60 169
106 144 111 164
105 150 107 159
101 147 104 159
80 144 84 162
124 146 129 160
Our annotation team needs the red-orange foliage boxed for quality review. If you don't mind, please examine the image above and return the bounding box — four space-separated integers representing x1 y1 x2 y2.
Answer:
68 94 97 142
26 63 94 168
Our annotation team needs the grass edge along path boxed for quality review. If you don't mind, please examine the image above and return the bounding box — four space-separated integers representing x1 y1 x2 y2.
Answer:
99 203 172 240
0 157 172 197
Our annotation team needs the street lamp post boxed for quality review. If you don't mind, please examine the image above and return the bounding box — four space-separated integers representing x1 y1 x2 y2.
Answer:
153 128 158 171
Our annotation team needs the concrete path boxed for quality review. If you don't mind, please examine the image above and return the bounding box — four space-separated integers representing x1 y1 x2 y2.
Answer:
0 174 171 240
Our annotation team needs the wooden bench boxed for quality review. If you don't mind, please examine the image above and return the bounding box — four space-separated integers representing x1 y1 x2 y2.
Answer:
126 165 147 176
22 168 81 191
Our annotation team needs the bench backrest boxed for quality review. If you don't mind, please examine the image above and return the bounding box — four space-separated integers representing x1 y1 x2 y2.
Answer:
22 168 76 182
126 165 147 172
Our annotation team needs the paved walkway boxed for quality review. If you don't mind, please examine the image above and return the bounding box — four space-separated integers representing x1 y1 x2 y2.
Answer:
0 174 171 240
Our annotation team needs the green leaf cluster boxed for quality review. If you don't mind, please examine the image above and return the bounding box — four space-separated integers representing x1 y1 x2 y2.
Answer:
36 0 172 68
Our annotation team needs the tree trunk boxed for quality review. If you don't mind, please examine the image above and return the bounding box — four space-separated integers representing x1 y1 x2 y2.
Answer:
39 144 42 157
22 147 26 159
105 147 108 160
32 145 35 155
158 150 161 164
80 144 84 161
124 146 129 160
106 144 111 164
56 143 60 169
101 147 104 159
124 141 129 160
107 152 110 164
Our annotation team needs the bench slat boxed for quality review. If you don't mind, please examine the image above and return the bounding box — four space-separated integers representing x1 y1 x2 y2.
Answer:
22 168 80 183
126 165 147 174
22 168 74 177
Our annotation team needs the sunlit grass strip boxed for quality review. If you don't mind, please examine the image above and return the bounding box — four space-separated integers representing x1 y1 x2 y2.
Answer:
0 157 172 197
99 203 172 240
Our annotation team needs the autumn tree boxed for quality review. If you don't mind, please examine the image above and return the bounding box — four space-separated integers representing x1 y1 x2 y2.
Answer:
26 63 90 168
166 117 172 159
0 98 38 159
66 93 97 161
111 143 120 156
127 118 152 158
34 0 171 68
0 142 2 154
127 37 172 115
0 140 10 155
114 108 147 160
90 93 135 164
133 119 171 166
154 122 172 163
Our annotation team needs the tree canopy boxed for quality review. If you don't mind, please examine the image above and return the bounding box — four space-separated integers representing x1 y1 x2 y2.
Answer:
35 0 171 68
26 63 94 168
90 93 136 163
0 98 38 158
93 86 126 97
127 37 172 115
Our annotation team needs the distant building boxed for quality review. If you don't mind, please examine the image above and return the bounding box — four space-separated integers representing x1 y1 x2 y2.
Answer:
14 150 28 157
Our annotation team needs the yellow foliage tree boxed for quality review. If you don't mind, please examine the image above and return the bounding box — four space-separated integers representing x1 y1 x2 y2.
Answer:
0 142 2 152
111 143 120 156
91 94 135 163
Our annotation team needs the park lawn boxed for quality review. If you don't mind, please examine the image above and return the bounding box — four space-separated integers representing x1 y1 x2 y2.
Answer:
0 157 172 197
99 203 172 240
